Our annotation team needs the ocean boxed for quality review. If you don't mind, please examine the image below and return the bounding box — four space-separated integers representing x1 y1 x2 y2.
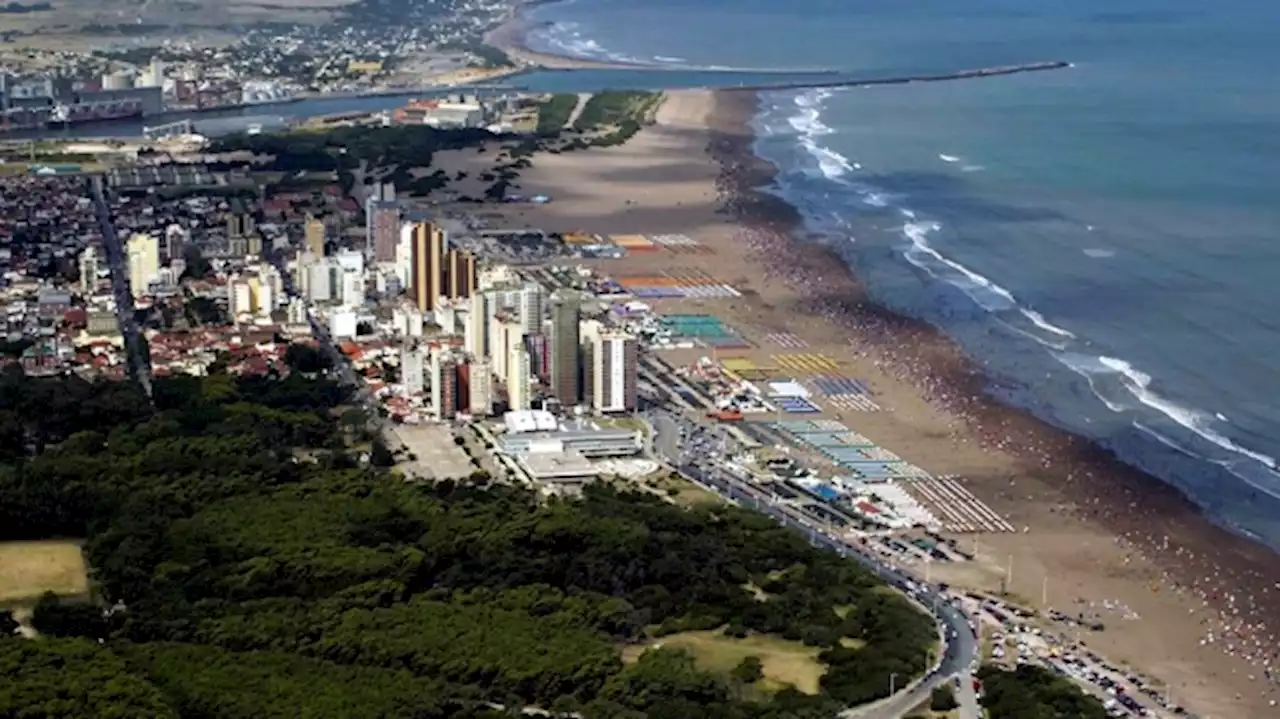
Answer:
521 0 1280 547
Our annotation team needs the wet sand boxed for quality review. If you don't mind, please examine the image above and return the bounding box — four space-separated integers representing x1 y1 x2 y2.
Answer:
441 90 1280 717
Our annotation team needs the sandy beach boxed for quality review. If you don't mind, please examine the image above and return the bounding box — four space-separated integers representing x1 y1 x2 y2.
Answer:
484 1 661 70
439 90 1280 717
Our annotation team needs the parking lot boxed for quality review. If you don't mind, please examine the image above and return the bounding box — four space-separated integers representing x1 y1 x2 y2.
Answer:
392 424 474 481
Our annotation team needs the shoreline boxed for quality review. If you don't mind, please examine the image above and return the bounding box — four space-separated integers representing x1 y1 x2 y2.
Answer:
483 0 839 74
433 87 1280 715
703 89 1280 713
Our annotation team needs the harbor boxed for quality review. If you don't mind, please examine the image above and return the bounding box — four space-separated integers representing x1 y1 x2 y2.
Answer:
0 62 1071 141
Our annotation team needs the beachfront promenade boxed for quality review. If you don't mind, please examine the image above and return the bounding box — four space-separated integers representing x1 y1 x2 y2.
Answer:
643 400 979 719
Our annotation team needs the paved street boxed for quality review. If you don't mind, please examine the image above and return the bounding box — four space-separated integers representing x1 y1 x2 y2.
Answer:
642 399 979 719
90 175 153 397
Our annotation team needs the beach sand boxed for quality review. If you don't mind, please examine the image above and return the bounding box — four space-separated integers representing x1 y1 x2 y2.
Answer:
485 4 656 70
440 90 1280 717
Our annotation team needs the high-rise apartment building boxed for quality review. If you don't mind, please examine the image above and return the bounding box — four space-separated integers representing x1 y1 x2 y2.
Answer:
445 247 477 299
592 332 639 413
493 317 524 380
465 292 487 358
340 270 365 309
408 221 446 313
506 342 530 412
305 257 336 303
517 282 543 334
366 200 400 263
469 359 493 416
525 333 550 382
228 276 252 321
162 224 186 264
126 233 159 299
395 223 413 289
305 215 326 257
401 345 425 395
430 351 458 419
227 212 254 238
254 276 275 319
549 294 581 407
78 245 99 295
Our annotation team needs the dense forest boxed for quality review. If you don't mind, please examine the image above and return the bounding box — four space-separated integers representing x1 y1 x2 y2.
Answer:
207 125 502 177
0 367 940 717
978 664 1111 719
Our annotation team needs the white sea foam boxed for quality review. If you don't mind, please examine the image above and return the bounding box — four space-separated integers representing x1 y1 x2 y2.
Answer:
1055 353 1280 476
994 317 1069 351
534 21 649 64
764 86 1280 512
1052 352 1128 412
901 220 1017 312
652 55 686 63
1021 309 1076 339
787 90 858 181
898 223 1075 346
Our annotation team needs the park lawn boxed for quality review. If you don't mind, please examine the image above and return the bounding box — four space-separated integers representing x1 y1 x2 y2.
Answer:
0 540 90 603
622 629 826 694
649 473 722 508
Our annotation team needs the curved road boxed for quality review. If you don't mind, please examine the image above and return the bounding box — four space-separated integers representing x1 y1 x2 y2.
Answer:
646 406 979 718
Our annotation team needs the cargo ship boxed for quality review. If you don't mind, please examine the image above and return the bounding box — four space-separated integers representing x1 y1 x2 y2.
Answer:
0 98 143 132
49 98 144 128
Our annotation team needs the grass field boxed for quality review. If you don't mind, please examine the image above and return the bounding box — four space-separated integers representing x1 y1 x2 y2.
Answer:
622 629 826 694
0 540 90 603
647 472 721 507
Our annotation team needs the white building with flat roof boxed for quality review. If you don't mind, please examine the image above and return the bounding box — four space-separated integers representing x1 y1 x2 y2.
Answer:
518 450 597 485
497 428 642 458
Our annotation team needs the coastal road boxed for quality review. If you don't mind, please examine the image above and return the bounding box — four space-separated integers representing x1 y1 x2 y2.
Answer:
956 670 981 719
643 402 977 718
89 175 153 397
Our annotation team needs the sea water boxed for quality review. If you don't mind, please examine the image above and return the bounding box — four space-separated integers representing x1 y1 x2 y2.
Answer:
523 0 1280 547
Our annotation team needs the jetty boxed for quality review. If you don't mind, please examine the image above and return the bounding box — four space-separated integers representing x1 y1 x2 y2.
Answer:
717 61 1071 92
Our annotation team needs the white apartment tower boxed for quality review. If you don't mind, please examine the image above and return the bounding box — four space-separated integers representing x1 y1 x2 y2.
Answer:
340 270 365 309
493 317 523 380
517 282 543 334
228 277 253 322
469 359 493 416
402 345 426 395
506 342 530 412
126 233 160 299
306 258 335 303
78 245 99 294
592 332 639 413
465 292 487 358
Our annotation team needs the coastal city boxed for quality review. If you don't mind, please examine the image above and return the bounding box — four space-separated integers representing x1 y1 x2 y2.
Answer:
5 84 1273 718
1 2 1278 719
0 0 521 131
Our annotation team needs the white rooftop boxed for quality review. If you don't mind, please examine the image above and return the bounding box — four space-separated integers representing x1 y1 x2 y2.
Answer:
504 409 559 434
519 449 597 481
